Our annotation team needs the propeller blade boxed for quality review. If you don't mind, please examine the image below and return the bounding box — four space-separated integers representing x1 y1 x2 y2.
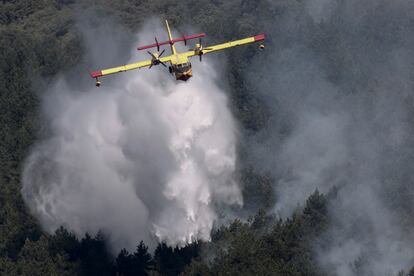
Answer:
182 33 187 45
155 37 159 51
200 54 202 62
147 51 155 59
159 49 166 57
149 63 153 69
160 61 167 67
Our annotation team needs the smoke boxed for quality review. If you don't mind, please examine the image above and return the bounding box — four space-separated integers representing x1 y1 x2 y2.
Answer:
248 0 414 274
22 19 241 252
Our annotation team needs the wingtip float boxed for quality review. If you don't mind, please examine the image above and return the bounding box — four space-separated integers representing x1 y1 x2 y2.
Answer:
90 20 265 87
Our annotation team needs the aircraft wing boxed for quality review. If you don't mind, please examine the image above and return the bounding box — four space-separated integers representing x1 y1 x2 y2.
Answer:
90 55 174 79
183 34 265 58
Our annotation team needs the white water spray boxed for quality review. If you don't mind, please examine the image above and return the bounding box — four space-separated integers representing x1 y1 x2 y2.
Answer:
22 24 241 252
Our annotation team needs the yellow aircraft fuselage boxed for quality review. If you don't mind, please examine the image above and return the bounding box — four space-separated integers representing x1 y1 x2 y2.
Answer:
164 20 193 81
169 58 192 81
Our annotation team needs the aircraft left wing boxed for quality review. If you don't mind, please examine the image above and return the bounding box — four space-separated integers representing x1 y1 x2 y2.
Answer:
182 34 265 58
90 55 174 79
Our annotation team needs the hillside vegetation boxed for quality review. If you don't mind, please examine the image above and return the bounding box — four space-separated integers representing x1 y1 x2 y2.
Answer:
1 0 413 275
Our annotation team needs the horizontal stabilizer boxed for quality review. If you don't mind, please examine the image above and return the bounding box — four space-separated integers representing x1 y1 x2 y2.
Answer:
137 33 206 50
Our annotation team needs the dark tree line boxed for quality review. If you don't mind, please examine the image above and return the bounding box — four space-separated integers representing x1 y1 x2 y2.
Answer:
1 190 334 276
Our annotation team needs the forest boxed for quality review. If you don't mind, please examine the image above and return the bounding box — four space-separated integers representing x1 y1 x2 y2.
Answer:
1 0 414 275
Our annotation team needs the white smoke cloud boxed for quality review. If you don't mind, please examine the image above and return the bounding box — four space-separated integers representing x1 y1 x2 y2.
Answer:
246 0 414 274
21 21 241 252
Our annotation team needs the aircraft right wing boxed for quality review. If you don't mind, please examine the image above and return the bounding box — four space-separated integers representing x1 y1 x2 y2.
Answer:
182 34 265 58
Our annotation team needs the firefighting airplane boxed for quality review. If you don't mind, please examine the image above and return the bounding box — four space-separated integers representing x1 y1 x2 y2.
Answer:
90 20 265 86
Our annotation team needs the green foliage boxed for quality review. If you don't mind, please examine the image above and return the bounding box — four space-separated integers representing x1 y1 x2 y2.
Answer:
0 1 81 265
153 242 201 276
77 232 113 275
183 190 328 276
2 1 412 275
16 235 74 275
115 241 153 276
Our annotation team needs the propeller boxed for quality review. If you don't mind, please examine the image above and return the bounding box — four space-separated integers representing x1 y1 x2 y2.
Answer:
148 49 167 69
189 38 212 62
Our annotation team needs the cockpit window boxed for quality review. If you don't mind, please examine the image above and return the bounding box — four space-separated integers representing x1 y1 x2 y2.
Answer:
175 63 191 73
